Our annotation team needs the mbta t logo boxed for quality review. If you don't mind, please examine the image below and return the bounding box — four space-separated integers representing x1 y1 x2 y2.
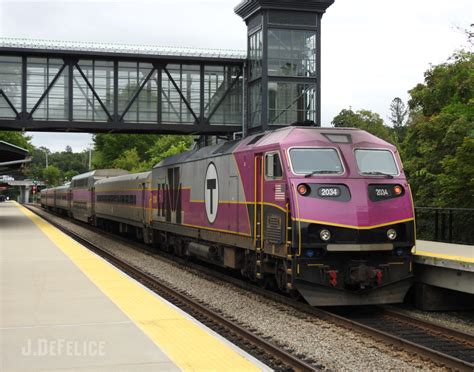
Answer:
205 163 219 223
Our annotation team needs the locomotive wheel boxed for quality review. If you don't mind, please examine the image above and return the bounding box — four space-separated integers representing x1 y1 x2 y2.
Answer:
275 260 290 293
258 275 276 290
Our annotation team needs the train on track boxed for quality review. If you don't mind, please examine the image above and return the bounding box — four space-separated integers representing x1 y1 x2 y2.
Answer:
41 126 415 306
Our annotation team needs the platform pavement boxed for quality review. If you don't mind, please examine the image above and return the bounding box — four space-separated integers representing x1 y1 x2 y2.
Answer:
415 240 474 263
0 201 269 371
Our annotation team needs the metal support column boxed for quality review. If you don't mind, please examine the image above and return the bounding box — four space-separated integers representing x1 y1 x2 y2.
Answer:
113 60 119 122
21 56 27 119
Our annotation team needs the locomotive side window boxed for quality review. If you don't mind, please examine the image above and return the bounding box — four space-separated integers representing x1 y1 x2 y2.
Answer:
289 148 344 175
265 152 283 179
355 149 399 176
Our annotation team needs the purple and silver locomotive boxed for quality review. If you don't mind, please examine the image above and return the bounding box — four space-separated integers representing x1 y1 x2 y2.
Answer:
151 126 415 305
42 126 415 306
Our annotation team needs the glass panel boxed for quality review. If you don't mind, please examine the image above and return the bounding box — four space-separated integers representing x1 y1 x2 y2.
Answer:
28 58 69 121
268 29 316 77
249 30 262 80
266 153 283 178
0 56 22 117
73 60 113 122
247 15 261 30
205 65 242 125
0 95 16 119
249 82 262 128
161 64 200 124
118 61 139 120
120 62 157 123
289 148 344 175
323 133 352 144
355 149 399 175
269 10 316 26
268 82 316 125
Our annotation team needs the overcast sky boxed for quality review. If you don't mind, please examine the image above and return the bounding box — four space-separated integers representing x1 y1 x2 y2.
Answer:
1 0 472 152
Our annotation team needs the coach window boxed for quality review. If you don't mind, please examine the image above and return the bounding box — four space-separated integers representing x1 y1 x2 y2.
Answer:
265 152 283 180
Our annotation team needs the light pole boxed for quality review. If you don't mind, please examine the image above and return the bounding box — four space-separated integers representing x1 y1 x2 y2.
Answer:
88 145 93 170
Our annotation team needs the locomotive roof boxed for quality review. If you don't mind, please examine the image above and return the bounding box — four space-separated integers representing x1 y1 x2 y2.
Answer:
71 169 129 181
253 126 394 148
95 171 151 185
154 126 394 168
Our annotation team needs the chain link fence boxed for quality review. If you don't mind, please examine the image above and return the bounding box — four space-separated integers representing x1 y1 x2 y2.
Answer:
415 207 474 245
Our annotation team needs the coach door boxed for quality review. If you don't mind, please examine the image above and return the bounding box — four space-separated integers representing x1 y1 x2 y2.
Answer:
90 184 95 220
141 183 147 224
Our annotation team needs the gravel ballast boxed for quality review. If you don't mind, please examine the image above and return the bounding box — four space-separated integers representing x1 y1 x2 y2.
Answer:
33 207 460 370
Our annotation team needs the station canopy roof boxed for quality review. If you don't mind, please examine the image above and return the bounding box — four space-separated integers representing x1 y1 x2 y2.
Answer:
0 38 247 61
0 141 31 174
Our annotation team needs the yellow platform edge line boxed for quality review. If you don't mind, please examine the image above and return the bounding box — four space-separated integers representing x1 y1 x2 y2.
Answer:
415 249 474 263
16 203 260 372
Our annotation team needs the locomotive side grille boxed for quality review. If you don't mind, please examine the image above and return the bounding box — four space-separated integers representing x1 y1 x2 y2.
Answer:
266 214 283 244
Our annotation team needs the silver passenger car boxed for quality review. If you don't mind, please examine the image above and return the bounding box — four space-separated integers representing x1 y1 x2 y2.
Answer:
53 184 71 214
94 172 152 237
70 169 129 223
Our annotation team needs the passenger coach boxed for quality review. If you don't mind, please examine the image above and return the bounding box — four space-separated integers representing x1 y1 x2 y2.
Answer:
70 169 128 223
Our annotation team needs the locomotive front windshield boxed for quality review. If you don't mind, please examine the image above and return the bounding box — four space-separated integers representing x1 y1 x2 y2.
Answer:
355 149 398 176
289 148 344 175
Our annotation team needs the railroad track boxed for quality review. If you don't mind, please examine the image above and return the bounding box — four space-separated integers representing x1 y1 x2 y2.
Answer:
27 204 474 371
328 307 474 371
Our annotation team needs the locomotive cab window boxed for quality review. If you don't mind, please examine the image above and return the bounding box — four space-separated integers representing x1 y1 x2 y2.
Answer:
265 152 283 179
289 148 344 176
355 149 399 176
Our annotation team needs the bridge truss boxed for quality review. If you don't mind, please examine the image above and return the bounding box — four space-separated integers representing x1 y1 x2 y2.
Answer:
0 39 245 134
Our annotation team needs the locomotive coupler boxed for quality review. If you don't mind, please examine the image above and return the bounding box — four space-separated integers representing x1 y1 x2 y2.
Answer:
345 262 381 289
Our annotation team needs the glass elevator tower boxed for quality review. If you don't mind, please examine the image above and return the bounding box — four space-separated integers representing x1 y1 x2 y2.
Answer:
235 0 334 133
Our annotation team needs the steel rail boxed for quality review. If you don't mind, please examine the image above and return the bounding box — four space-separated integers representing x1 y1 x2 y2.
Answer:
24 204 317 371
321 309 474 372
381 308 474 345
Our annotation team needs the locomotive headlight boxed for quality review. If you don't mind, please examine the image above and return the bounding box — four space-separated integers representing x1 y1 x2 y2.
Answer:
320 229 331 242
387 228 397 240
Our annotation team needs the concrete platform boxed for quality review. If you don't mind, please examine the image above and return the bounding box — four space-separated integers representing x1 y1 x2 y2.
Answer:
415 240 474 263
0 201 268 371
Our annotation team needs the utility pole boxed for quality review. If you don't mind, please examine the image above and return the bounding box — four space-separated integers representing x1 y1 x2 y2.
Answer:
88 148 92 170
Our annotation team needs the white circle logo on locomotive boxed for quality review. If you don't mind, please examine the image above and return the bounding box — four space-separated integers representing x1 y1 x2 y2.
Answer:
204 162 219 224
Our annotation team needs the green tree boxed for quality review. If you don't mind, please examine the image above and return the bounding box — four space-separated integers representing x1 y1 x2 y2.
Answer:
409 51 472 117
389 97 408 144
25 146 89 185
42 165 61 187
402 50 474 207
111 148 147 172
92 133 161 168
331 108 396 144
147 135 194 166
0 131 32 150
64 170 79 182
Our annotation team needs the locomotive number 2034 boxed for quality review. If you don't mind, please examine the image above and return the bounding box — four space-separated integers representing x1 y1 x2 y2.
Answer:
318 187 341 197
